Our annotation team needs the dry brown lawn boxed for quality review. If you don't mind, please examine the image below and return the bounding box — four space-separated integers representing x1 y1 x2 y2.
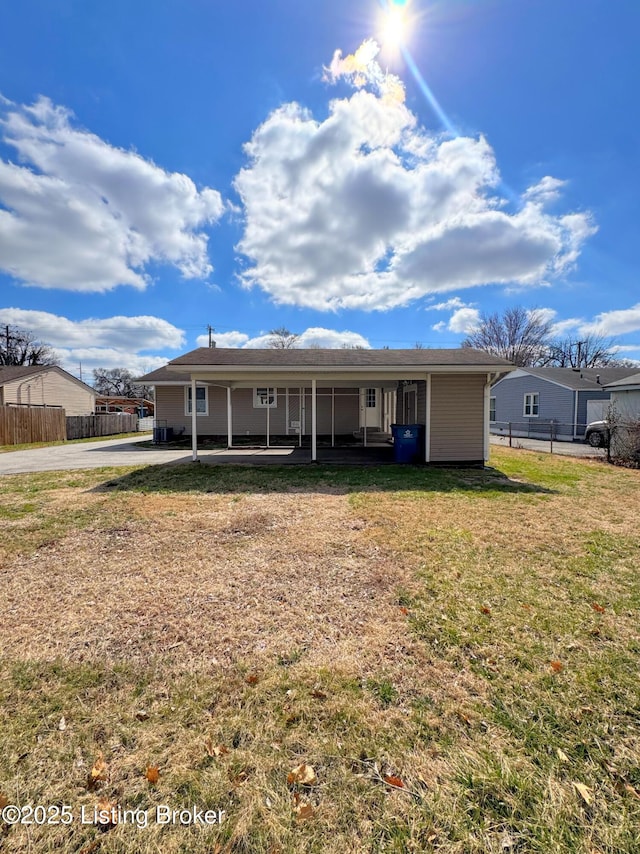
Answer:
1 449 639 853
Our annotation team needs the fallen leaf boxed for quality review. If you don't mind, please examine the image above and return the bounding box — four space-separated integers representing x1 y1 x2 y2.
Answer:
550 660 564 673
480 606 491 615
383 774 405 789
229 768 249 788
58 716 67 732
294 801 314 820
310 689 327 700
78 841 102 854
573 781 593 805
135 710 149 721
556 748 570 763
287 763 317 786
591 602 606 613
624 783 640 800
205 738 229 758
145 766 160 784
0 792 9 809
88 751 108 789
245 674 259 685
399 606 409 616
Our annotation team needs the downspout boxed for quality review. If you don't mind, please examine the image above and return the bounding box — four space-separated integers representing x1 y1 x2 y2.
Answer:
483 373 491 463
573 389 579 440
425 374 431 463
226 386 232 448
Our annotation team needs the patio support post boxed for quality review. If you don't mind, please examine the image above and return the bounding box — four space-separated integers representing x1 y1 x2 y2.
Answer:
285 388 289 439
484 373 491 462
191 377 198 462
266 388 270 448
363 390 367 447
331 387 335 447
311 379 317 462
299 387 303 447
226 386 232 448
425 374 431 463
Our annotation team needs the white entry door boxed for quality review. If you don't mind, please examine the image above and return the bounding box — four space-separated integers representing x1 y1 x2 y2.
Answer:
360 388 381 429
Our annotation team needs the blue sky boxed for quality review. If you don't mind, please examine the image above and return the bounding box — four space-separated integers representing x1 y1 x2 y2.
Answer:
0 0 638 377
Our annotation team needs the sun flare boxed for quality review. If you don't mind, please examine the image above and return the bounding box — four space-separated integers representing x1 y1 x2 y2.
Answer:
380 2 409 48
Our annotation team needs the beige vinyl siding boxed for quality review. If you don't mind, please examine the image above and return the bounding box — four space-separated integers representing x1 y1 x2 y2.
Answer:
430 374 485 462
2 370 95 415
156 385 361 436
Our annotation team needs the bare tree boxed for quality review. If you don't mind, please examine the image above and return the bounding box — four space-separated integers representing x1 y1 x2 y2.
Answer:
266 327 299 349
461 307 553 366
92 368 153 400
0 325 60 366
541 334 622 368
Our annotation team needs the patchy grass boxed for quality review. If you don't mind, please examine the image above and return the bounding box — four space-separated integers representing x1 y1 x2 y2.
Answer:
0 447 639 853
0 432 148 454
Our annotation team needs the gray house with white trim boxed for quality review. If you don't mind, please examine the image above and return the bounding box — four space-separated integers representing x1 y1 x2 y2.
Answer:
490 367 639 441
139 347 514 464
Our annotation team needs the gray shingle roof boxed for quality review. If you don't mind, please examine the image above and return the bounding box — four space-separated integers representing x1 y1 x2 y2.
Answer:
605 372 640 389
0 365 52 383
512 367 639 391
166 347 512 369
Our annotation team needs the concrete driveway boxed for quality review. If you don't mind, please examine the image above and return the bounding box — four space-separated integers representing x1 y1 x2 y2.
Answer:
0 435 194 475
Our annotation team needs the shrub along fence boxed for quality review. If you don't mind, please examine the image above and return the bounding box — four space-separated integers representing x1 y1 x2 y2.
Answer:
66 413 138 440
0 404 66 445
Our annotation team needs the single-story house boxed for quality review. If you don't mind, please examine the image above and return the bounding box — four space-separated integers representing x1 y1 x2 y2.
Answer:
139 347 514 464
490 367 640 441
0 365 96 416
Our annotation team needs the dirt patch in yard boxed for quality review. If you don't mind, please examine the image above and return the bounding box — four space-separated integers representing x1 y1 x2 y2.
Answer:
1 493 466 698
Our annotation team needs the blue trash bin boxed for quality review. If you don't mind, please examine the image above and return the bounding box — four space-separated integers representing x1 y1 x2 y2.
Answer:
391 424 424 463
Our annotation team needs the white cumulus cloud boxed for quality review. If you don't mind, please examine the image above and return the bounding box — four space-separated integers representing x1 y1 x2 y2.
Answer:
581 303 640 337
0 97 224 292
234 40 596 311
195 327 370 349
0 307 185 377
447 308 481 334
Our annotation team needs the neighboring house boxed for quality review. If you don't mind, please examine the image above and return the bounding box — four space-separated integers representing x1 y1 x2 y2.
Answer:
0 365 96 416
95 396 155 417
605 373 640 459
490 367 639 441
605 372 640 420
139 347 514 464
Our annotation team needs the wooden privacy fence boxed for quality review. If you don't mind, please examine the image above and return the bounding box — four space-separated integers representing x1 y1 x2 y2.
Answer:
66 413 138 440
0 405 66 445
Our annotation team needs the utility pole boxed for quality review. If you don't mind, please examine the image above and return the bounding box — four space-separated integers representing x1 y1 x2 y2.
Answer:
576 340 586 368
208 325 215 348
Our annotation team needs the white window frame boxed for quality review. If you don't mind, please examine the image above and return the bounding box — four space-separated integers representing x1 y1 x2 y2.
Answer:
490 396 496 422
253 387 277 408
365 388 377 408
523 392 539 417
184 385 208 416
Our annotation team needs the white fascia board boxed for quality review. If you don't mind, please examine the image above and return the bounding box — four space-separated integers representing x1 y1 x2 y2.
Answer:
166 364 514 382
